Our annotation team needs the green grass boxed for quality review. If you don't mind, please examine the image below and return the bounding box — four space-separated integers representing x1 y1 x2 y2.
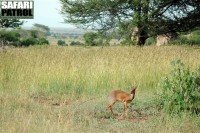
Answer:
0 45 200 132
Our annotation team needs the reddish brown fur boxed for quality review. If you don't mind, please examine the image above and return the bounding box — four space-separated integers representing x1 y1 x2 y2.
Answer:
107 86 137 114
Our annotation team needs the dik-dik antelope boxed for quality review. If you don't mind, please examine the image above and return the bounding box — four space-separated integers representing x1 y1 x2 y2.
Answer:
107 86 137 114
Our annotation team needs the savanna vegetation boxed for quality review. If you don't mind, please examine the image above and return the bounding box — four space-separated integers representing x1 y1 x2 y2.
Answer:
0 1 200 132
0 19 49 48
60 0 200 45
0 45 200 132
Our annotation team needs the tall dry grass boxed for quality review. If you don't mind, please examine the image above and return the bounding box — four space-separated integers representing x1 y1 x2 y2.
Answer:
0 45 200 132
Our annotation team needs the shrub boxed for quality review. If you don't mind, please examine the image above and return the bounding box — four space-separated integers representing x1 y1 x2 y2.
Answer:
0 31 21 47
11 41 21 47
70 41 83 46
38 38 49 45
83 32 111 46
57 40 66 46
120 39 135 46
191 29 200 35
170 35 200 45
20 37 39 46
145 37 156 45
161 59 200 115
83 32 98 46
30 30 39 38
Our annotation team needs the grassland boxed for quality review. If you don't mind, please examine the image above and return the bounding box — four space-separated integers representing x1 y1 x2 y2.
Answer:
0 45 200 133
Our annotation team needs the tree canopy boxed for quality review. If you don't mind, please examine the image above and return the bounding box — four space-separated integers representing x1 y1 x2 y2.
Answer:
33 23 50 35
0 19 23 29
60 0 200 45
33 23 50 32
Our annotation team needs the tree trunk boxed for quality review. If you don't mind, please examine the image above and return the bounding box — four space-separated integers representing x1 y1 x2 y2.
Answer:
131 27 148 46
136 29 148 46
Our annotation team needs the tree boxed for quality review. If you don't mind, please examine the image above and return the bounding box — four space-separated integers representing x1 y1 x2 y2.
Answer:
30 30 39 38
0 19 23 47
83 32 98 46
0 31 21 47
60 0 200 45
33 23 50 36
0 19 23 29
83 32 111 46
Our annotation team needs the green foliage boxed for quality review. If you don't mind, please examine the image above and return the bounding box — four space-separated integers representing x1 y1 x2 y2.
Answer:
161 59 200 115
0 19 23 28
0 46 200 132
57 40 67 46
60 0 200 45
117 21 134 41
169 28 200 45
191 29 200 35
0 29 49 47
83 32 110 46
0 30 49 47
38 38 49 45
20 38 39 47
70 41 83 46
145 37 156 45
0 31 20 42
30 30 39 38
98 32 111 46
33 23 50 32
33 23 50 36
17 29 47 39
170 35 200 45
16 29 31 38
120 39 135 46
83 32 98 46
0 30 21 46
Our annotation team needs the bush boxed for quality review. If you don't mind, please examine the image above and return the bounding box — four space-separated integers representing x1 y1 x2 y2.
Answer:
145 37 156 45
170 35 200 45
57 40 66 46
11 41 21 47
83 32 111 46
83 32 98 46
70 41 83 46
191 29 200 35
0 31 21 47
38 38 49 45
30 30 38 38
161 59 200 115
120 39 135 46
20 38 39 46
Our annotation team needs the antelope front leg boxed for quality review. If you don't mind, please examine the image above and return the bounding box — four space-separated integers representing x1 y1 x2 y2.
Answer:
108 105 114 114
108 101 116 114
123 102 129 116
124 102 128 112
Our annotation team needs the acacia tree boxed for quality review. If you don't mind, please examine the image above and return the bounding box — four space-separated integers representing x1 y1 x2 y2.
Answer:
60 0 200 45
33 23 50 36
0 19 23 29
